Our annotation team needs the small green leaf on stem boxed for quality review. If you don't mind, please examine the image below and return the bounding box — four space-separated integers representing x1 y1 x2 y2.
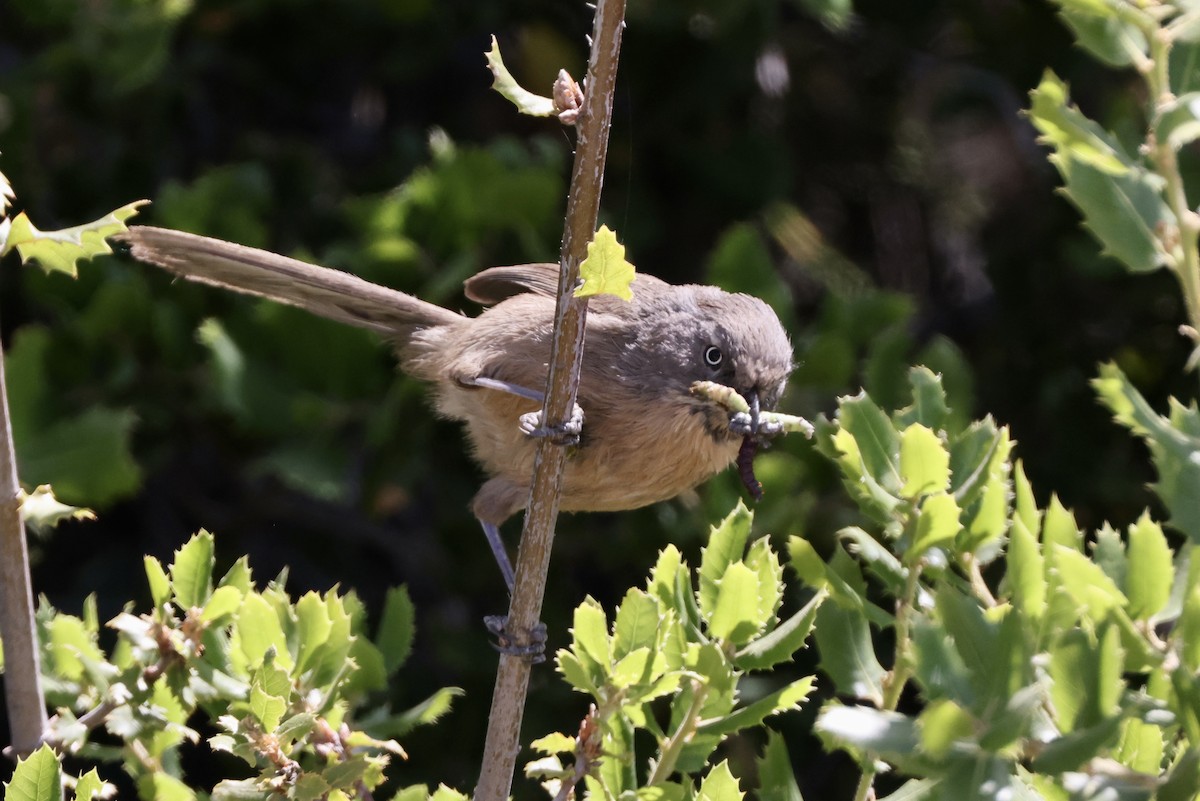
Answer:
4 744 62 801
20 485 96 533
484 35 556 117
575 225 636 301
3 200 148 277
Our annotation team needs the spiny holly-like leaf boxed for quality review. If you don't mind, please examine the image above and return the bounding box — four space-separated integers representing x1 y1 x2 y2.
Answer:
574 225 636 301
1094 362 1200 543
696 761 745 801
20 485 96 533
72 768 109 801
899 424 950 498
484 35 555 117
3 200 148 277
756 730 803 801
1049 0 1149 68
1126 512 1173 621
170 530 215 610
696 676 815 738
376 585 416 675
1029 71 1171 274
4 744 62 801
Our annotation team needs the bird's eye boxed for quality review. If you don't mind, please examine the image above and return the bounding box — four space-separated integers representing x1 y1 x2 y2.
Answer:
703 345 724 368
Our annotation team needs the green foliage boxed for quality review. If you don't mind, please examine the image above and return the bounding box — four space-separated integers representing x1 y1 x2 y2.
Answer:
27 531 451 800
806 367 1198 800
527 502 817 799
575 225 636 302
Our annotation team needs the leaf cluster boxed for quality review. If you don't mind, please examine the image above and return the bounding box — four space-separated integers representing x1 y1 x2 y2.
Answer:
13 530 458 801
528 502 820 801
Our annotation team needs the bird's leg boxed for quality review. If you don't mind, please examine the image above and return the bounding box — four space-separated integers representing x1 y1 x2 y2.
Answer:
464 375 584 446
476 518 548 663
479 518 516 591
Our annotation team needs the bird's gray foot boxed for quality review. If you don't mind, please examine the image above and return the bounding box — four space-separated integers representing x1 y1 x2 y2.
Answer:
484 615 547 663
519 404 584 446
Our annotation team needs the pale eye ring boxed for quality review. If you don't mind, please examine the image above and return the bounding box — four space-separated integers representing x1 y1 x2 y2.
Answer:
703 345 724 368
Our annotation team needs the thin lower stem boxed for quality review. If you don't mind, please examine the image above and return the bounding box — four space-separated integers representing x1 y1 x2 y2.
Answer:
648 679 709 786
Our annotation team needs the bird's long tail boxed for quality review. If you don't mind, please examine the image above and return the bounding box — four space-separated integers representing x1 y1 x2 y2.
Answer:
121 226 461 334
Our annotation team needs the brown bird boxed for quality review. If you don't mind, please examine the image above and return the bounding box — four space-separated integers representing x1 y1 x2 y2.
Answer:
121 226 794 587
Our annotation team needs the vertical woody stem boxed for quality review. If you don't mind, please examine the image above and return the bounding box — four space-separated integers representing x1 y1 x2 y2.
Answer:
0 341 48 757
474 2 626 799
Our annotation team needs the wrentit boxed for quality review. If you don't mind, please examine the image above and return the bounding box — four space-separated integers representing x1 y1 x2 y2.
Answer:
122 227 794 586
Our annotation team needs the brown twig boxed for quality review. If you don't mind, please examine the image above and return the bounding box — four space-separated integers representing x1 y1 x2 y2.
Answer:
473 2 626 799
0 343 48 757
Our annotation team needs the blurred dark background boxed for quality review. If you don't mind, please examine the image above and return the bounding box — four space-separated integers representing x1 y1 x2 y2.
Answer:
0 0 1191 797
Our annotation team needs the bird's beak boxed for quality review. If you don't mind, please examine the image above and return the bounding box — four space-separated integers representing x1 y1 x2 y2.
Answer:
747 388 761 436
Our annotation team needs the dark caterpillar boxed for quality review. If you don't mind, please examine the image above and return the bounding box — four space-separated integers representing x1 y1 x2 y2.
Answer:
737 435 763 502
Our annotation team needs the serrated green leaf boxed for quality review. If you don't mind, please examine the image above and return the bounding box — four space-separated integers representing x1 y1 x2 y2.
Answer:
556 649 598 694
1050 0 1148 67
1115 716 1164 774
571 597 611 672
249 683 287 731
1028 69 1129 174
171 530 215 610
736 590 824 671
201 585 243 624
697 676 815 739
910 492 961 560
323 758 368 790
814 602 884 705
1094 363 1200 543
696 761 744 801
1157 92 1200 150
709 562 763 645
484 35 556 117
137 774 194 801
144 556 171 608
377 585 416 675
429 785 471 801
700 501 753 618
1030 72 1171 274
613 588 659 659
236 592 292 670
574 225 636 301
531 731 576 755
649 545 687 611
918 699 975 759
899 424 950 498
837 392 903 494
1004 519 1045 621
1031 714 1123 774
1012 460 1039 535
1126 512 1173 620
745 537 784 625
4 200 148 277
1159 747 1200 801
72 769 106 801
756 729 803 801
4 744 62 801
210 778 268 801
47 614 103 680
1042 495 1082 551
219 556 253 593
295 591 333 673
20 485 96 533
1052 544 1127 618
893 366 949 431
611 646 661 689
